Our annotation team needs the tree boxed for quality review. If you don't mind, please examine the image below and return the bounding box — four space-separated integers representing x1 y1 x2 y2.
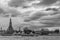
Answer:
54 29 59 33
40 29 49 35
23 27 32 34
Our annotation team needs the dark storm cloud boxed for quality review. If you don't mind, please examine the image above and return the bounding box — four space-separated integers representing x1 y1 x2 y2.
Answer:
8 0 59 8
8 0 26 7
8 0 60 8
8 0 35 7
45 8 58 11
22 6 31 8
35 0 58 6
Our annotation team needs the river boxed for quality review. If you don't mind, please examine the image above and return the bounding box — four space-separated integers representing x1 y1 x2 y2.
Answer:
0 36 60 40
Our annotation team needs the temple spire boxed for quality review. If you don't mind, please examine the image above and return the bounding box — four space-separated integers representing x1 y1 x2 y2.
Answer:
7 18 14 34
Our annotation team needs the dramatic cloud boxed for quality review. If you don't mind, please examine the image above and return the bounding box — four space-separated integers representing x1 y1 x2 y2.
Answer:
45 7 58 11
0 7 22 17
36 0 58 6
8 0 24 7
52 1 60 6
8 0 59 8
23 7 60 30
0 8 10 17
24 9 57 22
0 0 60 30
6 8 21 17
8 0 27 7
8 0 40 7
24 14 60 30
40 14 60 27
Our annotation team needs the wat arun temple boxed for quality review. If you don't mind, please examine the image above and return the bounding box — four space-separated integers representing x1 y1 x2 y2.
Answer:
0 18 59 36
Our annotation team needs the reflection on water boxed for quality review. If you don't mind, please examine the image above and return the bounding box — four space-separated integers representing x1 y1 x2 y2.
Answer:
0 36 60 40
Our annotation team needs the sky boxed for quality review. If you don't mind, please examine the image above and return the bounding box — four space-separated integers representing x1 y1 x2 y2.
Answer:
0 0 60 30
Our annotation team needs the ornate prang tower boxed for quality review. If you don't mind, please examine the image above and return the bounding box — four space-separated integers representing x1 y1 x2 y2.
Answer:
7 18 14 34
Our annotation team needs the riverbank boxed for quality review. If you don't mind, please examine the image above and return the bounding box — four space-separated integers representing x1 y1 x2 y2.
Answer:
0 36 60 40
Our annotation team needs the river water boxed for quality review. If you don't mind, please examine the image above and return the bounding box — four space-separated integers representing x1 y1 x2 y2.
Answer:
0 36 60 40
